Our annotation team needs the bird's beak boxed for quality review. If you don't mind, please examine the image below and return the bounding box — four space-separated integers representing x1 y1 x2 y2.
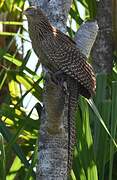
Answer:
23 10 28 16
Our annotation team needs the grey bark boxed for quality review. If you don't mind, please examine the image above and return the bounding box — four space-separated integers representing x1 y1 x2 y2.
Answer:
92 0 113 73
112 0 117 51
28 0 72 32
75 21 98 58
28 0 98 179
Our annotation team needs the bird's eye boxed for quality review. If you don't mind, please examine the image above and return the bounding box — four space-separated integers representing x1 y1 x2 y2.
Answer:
24 8 35 17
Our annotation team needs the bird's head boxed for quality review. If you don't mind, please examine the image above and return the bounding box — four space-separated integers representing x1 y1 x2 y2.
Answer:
23 6 46 22
23 6 53 40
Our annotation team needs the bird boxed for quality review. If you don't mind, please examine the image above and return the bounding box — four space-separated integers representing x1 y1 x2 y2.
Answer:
24 6 96 174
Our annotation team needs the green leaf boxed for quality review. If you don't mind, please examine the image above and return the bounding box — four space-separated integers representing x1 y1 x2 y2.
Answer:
0 21 23 25
88 99 117 149
109 81 117 180
3 53 22 67
6 156 22 180
24 140 38 180
72 97 98 180
0 120 35 176
0 133 6 180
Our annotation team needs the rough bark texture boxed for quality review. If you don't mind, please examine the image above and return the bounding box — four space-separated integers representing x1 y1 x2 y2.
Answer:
75 21 98 58
29 0 72 32
28 0 98 179
92 0 113 73
112 0 117 51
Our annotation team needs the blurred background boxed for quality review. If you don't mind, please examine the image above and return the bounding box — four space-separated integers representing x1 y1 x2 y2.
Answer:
0 0 117 180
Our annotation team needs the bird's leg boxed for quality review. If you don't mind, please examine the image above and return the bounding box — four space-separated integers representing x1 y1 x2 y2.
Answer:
47 69 68 92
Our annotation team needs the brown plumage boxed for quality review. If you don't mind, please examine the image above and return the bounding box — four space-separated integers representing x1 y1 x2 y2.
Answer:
24 6 96 174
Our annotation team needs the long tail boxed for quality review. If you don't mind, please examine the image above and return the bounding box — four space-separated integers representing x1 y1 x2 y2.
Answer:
67 79 78 173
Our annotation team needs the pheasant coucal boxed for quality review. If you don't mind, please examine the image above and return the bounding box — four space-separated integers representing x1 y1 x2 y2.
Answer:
24 6 96 173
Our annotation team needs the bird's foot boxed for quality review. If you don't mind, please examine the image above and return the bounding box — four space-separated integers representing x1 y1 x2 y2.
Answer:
50 70 68 92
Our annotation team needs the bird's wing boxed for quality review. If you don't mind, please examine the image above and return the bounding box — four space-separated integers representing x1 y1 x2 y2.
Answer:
54 46 96 97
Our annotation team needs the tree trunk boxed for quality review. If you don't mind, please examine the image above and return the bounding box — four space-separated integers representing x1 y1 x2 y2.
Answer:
92 0 113 73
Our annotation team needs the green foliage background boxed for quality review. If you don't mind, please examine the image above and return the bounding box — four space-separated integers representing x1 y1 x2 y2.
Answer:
0 0 117 180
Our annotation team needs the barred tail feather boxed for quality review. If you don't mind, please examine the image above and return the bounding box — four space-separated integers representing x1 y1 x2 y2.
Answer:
67 79 78 173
